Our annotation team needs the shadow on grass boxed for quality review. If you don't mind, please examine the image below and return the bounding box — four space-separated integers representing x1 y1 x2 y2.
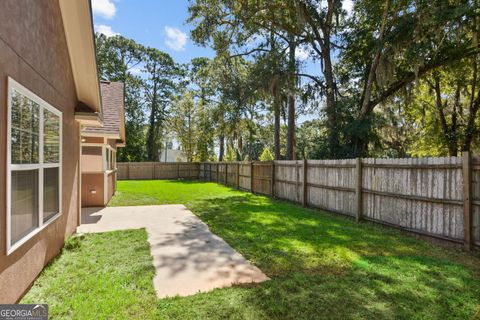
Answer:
155 192 480 319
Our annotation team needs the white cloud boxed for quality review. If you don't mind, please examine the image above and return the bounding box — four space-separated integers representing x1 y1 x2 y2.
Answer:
343 0 353 14
129 67 143 75
295 47 309 61
92 0 117 19
164 26 187 51
95 24 119 37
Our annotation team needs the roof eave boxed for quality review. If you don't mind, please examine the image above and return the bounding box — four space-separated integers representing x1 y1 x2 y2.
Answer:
75 112 103 127
59 0 102 113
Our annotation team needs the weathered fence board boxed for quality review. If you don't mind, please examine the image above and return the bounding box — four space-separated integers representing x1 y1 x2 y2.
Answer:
308 159 356 217
362 157 464 241
472 156 480 246
252 161 273 196
118 153 479 249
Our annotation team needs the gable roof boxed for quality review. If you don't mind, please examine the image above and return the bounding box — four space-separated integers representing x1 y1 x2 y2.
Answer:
82 81 125 144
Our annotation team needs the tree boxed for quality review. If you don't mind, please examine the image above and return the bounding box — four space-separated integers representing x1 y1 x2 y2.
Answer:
143 48 183 161
340 0 479 156
95 33 147 161
171 93 197 161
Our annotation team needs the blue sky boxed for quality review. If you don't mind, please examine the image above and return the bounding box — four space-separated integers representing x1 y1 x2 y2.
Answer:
92 0 215 64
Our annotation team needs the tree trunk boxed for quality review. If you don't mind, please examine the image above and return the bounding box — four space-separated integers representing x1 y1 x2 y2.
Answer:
323 45 339 158
219 134 225 161
286 38 296 160
274 87 281 160
353 0 391 157
147 85 158 161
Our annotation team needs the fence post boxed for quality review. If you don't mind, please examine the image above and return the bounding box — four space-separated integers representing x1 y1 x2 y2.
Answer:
303 159 308 207
153 162 156 180
177 163 180 179
250 161 254 193
463 151 472 251
127 162 130 180
225 163 228 185
216 163 220 183
355 158 363 222
271 161 275 198
236 162 240 189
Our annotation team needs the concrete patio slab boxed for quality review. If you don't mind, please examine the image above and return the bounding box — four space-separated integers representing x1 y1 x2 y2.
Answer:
78 205 269 298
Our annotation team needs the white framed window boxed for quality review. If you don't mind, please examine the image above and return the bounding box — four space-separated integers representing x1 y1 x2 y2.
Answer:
105 146 116 172
6 78 62 254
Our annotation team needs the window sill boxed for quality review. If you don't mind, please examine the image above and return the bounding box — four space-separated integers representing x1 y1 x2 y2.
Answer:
7 212 62 255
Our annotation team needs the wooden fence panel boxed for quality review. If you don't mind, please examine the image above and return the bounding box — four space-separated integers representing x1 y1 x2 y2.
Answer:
154 163 178 179
199 163 206 180
362 157 464 241
274 161 300 203
472 156 480 246
251 161 273 196
117 163 128 180
118 162 200 180
129 162 154 180
218 163 227 184
226 163 238 187
307 159 356 217
239 163 252 191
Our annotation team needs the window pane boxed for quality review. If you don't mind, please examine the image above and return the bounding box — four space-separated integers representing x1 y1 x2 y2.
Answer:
44 110 60 163
11 170 39 245
44 167 60 222
11 89 39 164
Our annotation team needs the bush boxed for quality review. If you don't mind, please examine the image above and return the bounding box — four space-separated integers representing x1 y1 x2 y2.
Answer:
259 147 274 161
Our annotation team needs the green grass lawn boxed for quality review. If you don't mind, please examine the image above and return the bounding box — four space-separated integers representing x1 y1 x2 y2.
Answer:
25 180 480 319
22 230 157 319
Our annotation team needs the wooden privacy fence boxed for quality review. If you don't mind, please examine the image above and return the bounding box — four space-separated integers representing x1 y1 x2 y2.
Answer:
118 153 480 250
117 162 200 180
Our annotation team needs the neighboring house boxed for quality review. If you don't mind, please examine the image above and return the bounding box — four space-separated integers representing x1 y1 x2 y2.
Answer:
81 81 125 207
0 0 108 303
159 149 187 162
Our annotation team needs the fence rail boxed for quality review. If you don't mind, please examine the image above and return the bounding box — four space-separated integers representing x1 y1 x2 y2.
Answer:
118 152 480 250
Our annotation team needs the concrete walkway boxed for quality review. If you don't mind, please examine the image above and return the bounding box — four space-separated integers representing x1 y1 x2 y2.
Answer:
78 205 268 298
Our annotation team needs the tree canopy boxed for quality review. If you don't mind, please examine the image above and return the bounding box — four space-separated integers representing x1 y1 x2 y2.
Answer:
97 0 480 163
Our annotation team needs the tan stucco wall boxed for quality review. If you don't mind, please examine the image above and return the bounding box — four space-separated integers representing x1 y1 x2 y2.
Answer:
80 138 119 208
0 1 81 303
81 173 105 207
81 146 103 172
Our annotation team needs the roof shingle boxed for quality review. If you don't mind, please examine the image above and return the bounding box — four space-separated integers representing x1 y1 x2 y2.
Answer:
83 81 125 141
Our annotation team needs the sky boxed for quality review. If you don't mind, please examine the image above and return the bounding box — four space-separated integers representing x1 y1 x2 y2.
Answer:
92 0 215 64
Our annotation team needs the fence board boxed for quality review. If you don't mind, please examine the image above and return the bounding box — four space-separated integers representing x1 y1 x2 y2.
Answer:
252 161 273 196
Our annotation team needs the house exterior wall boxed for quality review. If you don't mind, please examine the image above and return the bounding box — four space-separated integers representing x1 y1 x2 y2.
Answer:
81 146 103 172
81 173 105 207
81 138 119 207
107 172 116 201
0 1 81 303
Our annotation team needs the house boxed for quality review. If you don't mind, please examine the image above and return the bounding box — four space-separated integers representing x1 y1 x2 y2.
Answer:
81 81 125 207
0 0 112 303
159 149 187 162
